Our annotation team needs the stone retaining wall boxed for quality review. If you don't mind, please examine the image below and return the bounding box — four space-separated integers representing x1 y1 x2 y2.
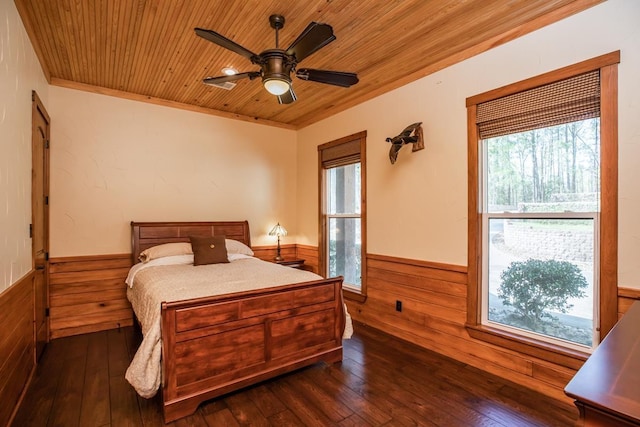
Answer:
503 221 593 263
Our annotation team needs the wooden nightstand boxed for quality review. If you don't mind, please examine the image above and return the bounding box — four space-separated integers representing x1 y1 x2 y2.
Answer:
275 258 306 269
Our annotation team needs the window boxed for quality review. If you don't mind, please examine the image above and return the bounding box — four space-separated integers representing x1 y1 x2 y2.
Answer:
326 164 362 286
466 52 619 364
483 121 599 351
319 131 367 300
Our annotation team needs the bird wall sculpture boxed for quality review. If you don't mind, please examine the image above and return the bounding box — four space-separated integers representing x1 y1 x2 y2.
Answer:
386 122 424 164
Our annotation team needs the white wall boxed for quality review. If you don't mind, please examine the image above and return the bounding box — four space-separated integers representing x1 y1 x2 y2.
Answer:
0 0 49 292
296 0 640 289
48 87 298 256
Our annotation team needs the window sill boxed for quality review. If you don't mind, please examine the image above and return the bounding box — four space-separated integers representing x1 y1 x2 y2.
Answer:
343 288 366 303
465 323 589 370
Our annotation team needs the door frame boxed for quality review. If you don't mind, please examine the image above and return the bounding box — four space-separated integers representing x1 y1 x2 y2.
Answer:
31 90 50 361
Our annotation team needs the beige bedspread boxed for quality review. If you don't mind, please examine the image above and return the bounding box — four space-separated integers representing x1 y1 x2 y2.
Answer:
125 256 352 398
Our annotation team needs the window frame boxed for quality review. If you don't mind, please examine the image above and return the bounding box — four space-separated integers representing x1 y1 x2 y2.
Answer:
318 131 367 302
466 52 619 368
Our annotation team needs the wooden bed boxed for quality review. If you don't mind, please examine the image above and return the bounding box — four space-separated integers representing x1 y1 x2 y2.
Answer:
130 221 346 423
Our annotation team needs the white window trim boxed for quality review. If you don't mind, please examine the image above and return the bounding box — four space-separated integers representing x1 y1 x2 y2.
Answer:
480 211 600 353
326 184 362 290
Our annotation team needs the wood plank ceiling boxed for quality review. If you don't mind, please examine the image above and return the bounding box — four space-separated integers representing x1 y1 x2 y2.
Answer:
15 0 603 129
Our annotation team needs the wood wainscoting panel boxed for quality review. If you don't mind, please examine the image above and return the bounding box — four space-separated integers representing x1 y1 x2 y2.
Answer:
618 287 640 319
346 253 581 402
252 244 319 273
253 244 319 274
251 244 296 263
296 244 319 274
49 254 133 339
48 246 315 340
0 272 35 427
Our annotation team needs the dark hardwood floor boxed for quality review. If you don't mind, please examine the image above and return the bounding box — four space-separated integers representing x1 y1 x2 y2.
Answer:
12 323 579 426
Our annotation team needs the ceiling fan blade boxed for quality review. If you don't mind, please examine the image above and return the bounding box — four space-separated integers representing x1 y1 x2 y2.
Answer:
296 69 359 87
277 88 297 104
195 27 260 62
203 72 260 85
285 22 336 63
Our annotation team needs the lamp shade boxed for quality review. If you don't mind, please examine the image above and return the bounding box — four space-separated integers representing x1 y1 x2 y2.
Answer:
268 223 287 237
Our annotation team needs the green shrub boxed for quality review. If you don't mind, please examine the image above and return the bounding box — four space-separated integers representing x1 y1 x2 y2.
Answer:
498 259 587 327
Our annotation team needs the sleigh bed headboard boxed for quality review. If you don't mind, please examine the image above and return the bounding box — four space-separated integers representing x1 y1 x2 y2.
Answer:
130 221 251 263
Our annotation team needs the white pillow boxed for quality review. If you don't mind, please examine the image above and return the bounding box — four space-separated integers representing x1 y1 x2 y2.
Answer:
225 239 254 256
138 239 252 262
138 242 193 263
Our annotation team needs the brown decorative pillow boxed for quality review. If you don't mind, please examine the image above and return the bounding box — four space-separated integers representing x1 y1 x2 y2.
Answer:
189 235 229 266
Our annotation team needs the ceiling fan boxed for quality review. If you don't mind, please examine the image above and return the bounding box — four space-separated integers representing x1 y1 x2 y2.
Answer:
195 14 359 104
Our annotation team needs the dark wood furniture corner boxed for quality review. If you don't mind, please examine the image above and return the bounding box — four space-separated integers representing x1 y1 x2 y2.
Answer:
565 301 640 426
275 258 306 269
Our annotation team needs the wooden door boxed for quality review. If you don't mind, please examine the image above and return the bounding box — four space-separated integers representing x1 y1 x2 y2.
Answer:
32 91 50 362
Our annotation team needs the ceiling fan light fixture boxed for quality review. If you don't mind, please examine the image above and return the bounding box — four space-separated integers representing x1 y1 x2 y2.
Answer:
221 67 238 75
263 77 290 95
195 14 358 103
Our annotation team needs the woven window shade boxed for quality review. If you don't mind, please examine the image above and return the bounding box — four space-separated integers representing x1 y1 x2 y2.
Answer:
320 139 361 168
476 70 600 140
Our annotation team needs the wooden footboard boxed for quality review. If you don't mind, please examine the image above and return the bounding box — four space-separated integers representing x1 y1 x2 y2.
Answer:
160 276 345 423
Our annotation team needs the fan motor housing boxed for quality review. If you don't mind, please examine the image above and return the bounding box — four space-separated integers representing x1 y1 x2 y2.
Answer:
260 49 293 84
